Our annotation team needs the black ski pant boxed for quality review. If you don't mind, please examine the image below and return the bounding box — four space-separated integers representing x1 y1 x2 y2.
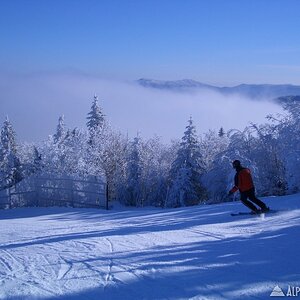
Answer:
240 188 267 212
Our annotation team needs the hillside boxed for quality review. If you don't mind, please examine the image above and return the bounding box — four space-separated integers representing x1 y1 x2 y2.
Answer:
138 78 300 99
0 194 300 299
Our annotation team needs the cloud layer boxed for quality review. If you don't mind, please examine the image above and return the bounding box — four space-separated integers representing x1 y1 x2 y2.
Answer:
0 72 283 143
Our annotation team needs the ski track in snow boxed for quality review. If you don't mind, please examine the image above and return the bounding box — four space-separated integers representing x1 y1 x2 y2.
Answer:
0 195 300 299
104 237 114 286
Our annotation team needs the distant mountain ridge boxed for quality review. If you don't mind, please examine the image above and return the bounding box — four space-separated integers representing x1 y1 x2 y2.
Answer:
137 78 300 99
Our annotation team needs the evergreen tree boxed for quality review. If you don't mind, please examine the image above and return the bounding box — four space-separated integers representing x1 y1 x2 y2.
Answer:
218 127 225 137
86 94 105 140
0 117 23 190
167 118 206 207
1 116 17 154
32 146 42 172
54 115 66 144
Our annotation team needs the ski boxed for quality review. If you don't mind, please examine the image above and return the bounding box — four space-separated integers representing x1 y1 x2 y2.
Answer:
231 212 253 216
231 209 278 217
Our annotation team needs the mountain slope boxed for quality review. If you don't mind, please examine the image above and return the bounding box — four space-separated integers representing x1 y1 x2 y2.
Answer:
0 194 299 299
138 78 300 99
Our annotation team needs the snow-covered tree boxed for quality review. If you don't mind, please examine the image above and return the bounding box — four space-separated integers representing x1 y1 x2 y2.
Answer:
267 101 300 193
121 135 143 206
203 153 234 203
62 128 89 175
225 127 256 163
0 117 23 190
84 94 108 178
18 143 42 175
37 115 69 176
218 127 225 137
54 115 66 144
40 127 89 178
200 129 229 172
93 127 128 201
200 130 230 203
1 117 17 154
167 118 206 207
138 136 172 207
86 94 105 143
250 123 287 196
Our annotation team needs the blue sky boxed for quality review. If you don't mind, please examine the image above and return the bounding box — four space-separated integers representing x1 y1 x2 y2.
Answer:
0 0 297 142
1 0 300 85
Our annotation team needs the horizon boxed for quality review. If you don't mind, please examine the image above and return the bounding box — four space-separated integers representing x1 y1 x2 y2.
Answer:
137 77 300 87
1 0 300 85
1 0 299 142
0 72 283 143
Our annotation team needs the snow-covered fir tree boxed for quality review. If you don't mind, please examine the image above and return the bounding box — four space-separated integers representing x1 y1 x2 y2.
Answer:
218 127 225 137
32 146 42 172
84 94 107 178
54 115 66 144
86 94 105 142
167 117 206 207
0 117 23 190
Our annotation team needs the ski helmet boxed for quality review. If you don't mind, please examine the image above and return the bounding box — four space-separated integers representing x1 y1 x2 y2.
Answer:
232 160 241 168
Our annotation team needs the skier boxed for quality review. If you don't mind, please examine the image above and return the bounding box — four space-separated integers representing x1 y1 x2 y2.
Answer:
229 160 269 214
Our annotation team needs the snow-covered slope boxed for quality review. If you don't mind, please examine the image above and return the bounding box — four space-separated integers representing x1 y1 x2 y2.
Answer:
0 194 300 300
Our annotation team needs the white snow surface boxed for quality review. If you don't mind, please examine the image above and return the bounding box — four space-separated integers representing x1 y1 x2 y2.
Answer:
0 194 299 300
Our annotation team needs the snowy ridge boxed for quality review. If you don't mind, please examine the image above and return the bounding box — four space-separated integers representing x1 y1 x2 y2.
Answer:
137 78 218 91
137 78 300 99
0 194 300 299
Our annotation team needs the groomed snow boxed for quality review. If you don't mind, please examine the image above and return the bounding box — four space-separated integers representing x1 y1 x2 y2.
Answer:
0 194 300 300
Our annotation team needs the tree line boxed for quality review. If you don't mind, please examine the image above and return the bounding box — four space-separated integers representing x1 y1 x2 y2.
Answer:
1 95 299 208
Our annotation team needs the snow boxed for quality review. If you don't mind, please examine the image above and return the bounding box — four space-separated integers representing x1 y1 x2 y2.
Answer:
0 194 300 300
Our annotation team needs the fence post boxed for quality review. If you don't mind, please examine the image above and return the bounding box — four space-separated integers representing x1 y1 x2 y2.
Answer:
8 187 12 209
70 179 74 208
35 177 39 207
164 186 169 208
106 183 109 210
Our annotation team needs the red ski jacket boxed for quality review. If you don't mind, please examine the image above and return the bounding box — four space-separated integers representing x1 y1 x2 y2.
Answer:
230 167 254 193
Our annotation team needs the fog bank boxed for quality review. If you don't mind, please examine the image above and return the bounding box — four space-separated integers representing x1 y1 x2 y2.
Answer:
0 72 283 143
